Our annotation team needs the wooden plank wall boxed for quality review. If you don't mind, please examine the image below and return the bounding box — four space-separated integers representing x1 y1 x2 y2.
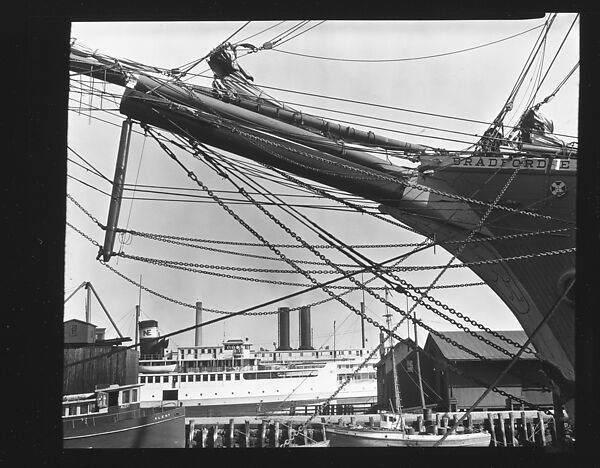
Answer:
63 346 138 394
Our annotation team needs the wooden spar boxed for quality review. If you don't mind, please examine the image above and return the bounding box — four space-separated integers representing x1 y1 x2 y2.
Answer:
187 82 429 153
69 48 129 87
69 45 427 155
100 118 132 262
132 75 413 175
119 88 407 206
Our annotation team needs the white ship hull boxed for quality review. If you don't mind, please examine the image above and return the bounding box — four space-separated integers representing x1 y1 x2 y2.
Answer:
139 362 376 411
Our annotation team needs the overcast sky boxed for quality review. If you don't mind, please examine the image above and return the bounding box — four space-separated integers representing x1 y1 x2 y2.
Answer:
65 15 579 352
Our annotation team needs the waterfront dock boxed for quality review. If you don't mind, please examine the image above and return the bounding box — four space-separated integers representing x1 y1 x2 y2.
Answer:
185 409 562 448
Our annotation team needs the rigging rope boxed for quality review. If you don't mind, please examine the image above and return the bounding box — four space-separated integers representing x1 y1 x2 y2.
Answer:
271 23 544 63
269 21 326 48
531 14 579 105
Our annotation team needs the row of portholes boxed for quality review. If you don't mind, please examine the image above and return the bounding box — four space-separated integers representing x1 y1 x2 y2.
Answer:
181 389 283 397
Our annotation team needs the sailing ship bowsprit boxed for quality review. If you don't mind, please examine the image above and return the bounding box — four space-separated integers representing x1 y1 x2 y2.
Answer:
68 19 577 429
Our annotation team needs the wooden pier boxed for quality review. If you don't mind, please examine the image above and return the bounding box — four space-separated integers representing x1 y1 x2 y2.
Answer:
186 418 328 448
185 410 563 448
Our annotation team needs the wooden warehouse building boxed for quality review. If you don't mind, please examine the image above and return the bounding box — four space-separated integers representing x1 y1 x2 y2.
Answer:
63 319 137 395
376 330 553 413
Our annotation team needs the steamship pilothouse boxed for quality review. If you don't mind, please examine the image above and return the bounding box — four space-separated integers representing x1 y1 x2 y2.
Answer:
137 308 378 416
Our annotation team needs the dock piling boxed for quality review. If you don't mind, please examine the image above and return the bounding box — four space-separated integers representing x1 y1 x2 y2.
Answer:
497 413 506 447
228 419 235 448
244 420 250 448
509 412 517 447
274 421 280 447
487 413 497 447
188 419 195 448
260 420 268 447
201 426 208 448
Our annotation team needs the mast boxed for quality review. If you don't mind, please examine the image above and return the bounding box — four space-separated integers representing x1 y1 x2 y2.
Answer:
385 287 401 414
135 275 142 353
333 320 336 361
360 273 366 349
413 302 426 409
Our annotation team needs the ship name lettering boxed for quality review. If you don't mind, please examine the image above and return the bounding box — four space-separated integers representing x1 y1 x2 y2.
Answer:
523 159 534 168
463 158 473 166
475 158 485 166
560 160 570 169
537 160 547 169
512 159 522 167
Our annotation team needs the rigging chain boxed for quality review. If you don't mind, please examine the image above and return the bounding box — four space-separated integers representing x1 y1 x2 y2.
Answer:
66 216 550 406
116 247 574 275
231 124 562 362
230 125 575 226
143 125 552 408
126 225 573 249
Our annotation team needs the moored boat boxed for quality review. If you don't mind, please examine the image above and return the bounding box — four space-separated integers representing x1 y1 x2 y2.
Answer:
63 383 186 448
326 412 491 447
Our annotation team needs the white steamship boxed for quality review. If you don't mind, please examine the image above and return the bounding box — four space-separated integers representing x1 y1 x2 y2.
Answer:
137 306 378 417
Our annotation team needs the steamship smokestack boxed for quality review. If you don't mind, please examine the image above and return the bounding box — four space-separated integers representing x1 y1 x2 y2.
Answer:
195 301 202 346
298 306 314 350
139 319 168 356
276 307 292 350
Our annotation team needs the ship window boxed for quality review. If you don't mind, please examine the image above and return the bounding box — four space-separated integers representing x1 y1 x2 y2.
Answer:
225 374 231 381
210 374 215 381
183 375 189 382
140 376 146 383
235 374 240 380
202 374 208 382
195 375 201 382
217 374 223 381
68 405 76 415
147 376 153 383
163 376 169 383
71 324 77 336
132 389 138 402
79 404 88 414
122 390 130 404
173 376 178 383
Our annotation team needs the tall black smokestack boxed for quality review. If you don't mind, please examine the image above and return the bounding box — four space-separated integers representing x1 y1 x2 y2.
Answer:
276 307 292 350
195 301 203 346
298 306 314 350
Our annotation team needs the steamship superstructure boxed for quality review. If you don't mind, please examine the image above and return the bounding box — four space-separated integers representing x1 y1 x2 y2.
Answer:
137 306 378 416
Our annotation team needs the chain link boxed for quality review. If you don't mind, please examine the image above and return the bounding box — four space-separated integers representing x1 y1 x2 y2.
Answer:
234 127 555 397
67 193 103 228
66 221 102 249
196 131 552 409
127 225 574 249
232 126 575 226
